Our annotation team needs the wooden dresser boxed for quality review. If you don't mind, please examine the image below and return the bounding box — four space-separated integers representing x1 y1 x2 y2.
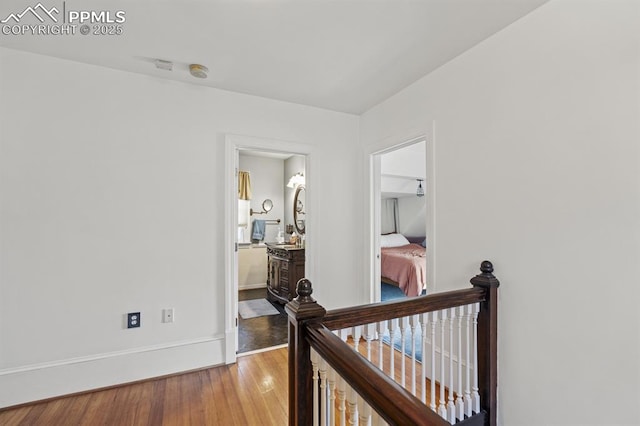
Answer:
265 244 305 304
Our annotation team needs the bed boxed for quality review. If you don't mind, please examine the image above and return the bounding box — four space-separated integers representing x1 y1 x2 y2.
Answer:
381 234 426 297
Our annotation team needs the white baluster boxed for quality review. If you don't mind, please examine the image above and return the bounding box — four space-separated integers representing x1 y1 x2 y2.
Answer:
319 357 328 426
347 385 358 425
353 325 362 354
438 309 447 419
378 320 388 371
337 376 346 426
389 318 399 381
364 400 373 426
430 311 437 412
448 308 456 424
456 305 465 421
311 349 320 426
365 323 375 361
371 408 382 426
400 316 409 388
410 314 421 396
472 303 481 414
464 304 472 419
358 395 371 425
421 312 429 404
328 367 337 426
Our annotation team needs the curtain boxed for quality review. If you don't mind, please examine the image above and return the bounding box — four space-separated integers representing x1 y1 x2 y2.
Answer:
381 198 399 234
238 171 252 200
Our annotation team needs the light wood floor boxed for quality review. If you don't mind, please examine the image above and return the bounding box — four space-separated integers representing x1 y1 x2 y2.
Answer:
0 348 289 426
0 339 444 425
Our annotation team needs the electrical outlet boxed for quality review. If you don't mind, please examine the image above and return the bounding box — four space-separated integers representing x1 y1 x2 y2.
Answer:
127 312 141 328
163 308 175 323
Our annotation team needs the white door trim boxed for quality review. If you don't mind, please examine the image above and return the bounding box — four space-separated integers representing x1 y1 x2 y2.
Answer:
224 134 313 364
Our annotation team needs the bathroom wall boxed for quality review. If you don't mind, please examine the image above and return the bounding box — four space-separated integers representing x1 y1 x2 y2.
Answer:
238 154 285 243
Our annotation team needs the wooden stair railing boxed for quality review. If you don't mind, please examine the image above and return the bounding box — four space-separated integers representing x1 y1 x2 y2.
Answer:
286 261 500 426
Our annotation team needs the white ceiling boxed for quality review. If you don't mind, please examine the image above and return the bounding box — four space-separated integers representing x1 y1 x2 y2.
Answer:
0 0 548 114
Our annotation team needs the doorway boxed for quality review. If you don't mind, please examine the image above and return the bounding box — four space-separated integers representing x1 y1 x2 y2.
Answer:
224 135 311 363
369 137 435 302
236 150 305 354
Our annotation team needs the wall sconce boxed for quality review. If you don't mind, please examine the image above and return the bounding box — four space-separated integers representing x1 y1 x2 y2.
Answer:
287 172 305 188
416 179 425 197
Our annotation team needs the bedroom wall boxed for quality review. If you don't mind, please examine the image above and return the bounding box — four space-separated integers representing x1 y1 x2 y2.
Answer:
380 141 425 179
397 196 426 239
360 1 640 425
0 47 360 407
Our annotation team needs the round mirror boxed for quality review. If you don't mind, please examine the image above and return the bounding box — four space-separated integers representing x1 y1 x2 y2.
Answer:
262 199 273 213
293 185 305 235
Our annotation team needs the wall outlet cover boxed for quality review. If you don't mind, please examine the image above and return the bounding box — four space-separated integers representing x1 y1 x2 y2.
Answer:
127 312 141 328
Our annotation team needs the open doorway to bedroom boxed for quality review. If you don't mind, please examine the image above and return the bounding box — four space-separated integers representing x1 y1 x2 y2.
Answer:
371 138 434 302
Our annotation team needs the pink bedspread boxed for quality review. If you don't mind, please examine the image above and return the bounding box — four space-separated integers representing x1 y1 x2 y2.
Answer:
381 243 426 297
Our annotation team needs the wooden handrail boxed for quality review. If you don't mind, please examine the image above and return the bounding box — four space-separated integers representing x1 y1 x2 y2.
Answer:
322 286 486 330
287 261 500 426
306 324 449 426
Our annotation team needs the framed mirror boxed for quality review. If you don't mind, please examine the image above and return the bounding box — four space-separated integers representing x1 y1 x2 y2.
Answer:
293 185 305 234
262 199 273 213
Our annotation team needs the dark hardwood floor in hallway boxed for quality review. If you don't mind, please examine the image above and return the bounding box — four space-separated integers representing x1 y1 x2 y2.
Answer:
0 348 289 426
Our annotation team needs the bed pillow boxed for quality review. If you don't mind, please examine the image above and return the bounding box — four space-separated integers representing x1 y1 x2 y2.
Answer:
380 233 410 248
421 238 426 247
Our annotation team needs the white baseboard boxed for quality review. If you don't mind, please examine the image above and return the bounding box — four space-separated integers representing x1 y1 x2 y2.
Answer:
0 336 226 409
238 282 267 290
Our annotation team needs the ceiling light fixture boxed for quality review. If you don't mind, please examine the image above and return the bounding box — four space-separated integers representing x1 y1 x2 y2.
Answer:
189 64 209 79
416 179 424 197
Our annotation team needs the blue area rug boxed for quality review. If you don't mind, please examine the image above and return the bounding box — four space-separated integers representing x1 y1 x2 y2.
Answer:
381 282 423 362
381 322 423 363
381 282 406 301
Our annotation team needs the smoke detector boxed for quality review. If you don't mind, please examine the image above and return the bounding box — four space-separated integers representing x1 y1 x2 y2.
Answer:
189 64 208 79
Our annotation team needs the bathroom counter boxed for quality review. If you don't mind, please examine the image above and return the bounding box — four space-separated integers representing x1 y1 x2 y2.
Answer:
265 244 305 304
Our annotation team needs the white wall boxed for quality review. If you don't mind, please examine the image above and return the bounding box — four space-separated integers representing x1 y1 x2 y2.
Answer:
0 47 360 407
397 196 426 238
238 154 284 243
361 1 640 425
381 141 425 179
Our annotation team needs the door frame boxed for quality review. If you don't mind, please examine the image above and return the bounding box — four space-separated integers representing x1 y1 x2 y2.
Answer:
224 134 312 364
366 129 436 302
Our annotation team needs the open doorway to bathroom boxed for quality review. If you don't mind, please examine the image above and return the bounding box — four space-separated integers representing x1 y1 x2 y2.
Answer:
236 150 306 354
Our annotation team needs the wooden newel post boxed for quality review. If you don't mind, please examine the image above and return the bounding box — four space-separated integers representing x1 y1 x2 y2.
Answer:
285 279 326 426
470 260 500 426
